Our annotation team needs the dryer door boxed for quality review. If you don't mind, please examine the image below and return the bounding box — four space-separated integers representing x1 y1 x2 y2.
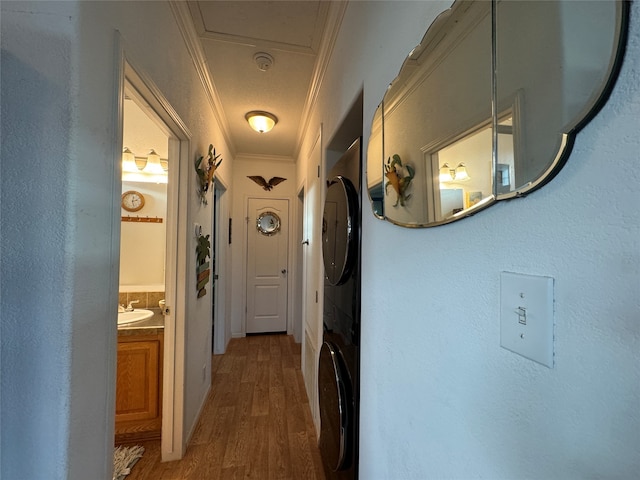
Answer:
322 176 358 286
318 341 353 472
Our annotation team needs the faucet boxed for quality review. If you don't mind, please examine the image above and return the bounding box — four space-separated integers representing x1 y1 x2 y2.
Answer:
125 300 139 312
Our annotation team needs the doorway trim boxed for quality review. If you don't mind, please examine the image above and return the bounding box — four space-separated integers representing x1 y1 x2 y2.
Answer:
115 36 190 461
212 177 229 354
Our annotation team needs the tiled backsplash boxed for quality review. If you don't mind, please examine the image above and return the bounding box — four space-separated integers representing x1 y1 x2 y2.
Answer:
119 291 165 309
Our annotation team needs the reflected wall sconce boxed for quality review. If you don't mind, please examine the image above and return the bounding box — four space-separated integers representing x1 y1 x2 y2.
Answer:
439 162 470 183
245 111 278 133
122 147 168 183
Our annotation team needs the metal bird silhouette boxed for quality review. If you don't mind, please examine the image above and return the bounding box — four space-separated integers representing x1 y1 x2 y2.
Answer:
247 176 287 191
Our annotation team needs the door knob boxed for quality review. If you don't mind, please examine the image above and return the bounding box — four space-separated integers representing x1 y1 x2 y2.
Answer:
301 239 309 245
281 269 287 275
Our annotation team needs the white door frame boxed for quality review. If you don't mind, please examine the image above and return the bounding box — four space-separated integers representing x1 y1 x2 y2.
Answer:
242 195 295 336
212 178 229 354
115 39 190 461
300 129 324 430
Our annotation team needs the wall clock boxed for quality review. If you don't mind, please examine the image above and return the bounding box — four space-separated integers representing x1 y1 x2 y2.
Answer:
121 190 145 212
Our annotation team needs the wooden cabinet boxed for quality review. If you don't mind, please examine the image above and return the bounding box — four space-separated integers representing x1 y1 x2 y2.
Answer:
115 331 163 443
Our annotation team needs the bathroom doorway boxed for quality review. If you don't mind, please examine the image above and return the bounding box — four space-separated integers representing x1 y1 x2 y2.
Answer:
115 58 190 462
116 85 170 445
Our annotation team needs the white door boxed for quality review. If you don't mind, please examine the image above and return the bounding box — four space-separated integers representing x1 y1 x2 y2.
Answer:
246 198 289 333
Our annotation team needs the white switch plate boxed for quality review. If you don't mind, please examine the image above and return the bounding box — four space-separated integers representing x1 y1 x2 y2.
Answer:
500 272 554 368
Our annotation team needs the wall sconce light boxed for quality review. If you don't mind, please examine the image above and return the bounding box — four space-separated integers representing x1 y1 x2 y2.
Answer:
143 149 165 175
439 163 470 183
122 147 139 173
245 111 278 133
122 147 168 183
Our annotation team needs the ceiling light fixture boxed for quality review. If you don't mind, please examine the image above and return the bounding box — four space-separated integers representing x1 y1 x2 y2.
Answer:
246 111 278 133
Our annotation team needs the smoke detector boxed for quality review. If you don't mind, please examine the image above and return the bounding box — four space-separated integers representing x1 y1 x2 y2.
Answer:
253 52 274 72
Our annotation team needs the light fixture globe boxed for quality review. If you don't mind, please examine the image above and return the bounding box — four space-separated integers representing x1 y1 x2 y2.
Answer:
246 111 278 133
143 149 165 175
122 147 139 173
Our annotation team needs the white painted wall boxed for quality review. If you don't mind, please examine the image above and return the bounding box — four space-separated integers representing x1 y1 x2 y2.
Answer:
120 181 167 288
296 1 640 478
1 1 232 478
229 155 298 337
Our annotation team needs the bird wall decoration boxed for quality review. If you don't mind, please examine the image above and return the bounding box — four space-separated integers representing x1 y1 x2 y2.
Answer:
195 144 222 205
247 176 287 191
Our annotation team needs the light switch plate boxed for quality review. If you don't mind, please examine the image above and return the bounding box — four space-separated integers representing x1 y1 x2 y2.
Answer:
500 272 554 367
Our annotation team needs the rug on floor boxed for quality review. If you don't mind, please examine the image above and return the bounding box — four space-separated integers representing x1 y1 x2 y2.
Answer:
113 445 144 480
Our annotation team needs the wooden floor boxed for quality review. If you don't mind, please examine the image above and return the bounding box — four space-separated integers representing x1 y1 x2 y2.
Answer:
125 334 326 480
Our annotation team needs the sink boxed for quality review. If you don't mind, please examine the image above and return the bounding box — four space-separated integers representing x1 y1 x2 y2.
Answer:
117 309 154 325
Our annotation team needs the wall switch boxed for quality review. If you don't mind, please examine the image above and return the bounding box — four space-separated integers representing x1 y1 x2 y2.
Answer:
500 272 554 368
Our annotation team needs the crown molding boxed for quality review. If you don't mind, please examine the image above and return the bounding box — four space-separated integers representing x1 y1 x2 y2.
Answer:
169 1 237 158
294 1 349 160
235 153 296 164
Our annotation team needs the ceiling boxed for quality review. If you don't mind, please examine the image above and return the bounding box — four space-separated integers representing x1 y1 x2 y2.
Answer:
186 1 338 160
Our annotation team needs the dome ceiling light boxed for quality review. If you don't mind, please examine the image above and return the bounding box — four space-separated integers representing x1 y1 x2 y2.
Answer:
245 111 278 133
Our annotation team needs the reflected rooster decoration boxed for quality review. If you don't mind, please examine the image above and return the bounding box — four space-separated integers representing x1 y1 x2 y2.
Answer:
247 176 287 191
385 154 415 207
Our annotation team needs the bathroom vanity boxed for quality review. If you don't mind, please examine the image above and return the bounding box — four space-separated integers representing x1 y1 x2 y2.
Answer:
115 315 164 443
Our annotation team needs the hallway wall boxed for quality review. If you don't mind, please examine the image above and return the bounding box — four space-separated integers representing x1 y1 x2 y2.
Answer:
298 1 640 478
1 1 232 478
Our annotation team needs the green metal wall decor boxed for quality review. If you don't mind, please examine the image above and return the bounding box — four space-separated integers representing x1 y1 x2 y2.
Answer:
196 233 211 298
195 144 222 205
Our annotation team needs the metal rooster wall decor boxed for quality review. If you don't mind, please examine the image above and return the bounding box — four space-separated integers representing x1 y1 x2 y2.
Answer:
195 144 222 205
247 176 287 191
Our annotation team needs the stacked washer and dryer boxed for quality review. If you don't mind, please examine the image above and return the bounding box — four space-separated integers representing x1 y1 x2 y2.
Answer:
319 138 361 480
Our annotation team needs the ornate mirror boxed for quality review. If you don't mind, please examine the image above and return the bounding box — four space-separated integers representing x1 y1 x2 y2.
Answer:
256 211 281 236
367 0 628 227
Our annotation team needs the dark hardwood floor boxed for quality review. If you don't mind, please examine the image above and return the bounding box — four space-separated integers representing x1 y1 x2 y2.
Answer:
125 334 326 480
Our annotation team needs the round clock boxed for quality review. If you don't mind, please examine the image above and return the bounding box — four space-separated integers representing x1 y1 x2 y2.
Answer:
121 190 145 212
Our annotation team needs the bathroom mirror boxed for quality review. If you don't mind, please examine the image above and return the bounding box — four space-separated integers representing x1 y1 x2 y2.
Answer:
367 0 628 227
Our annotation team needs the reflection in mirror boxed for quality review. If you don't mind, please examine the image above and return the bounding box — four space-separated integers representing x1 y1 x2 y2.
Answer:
381 0 492 226
367 0 628 227
431 122 493 222
495 1 624 196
